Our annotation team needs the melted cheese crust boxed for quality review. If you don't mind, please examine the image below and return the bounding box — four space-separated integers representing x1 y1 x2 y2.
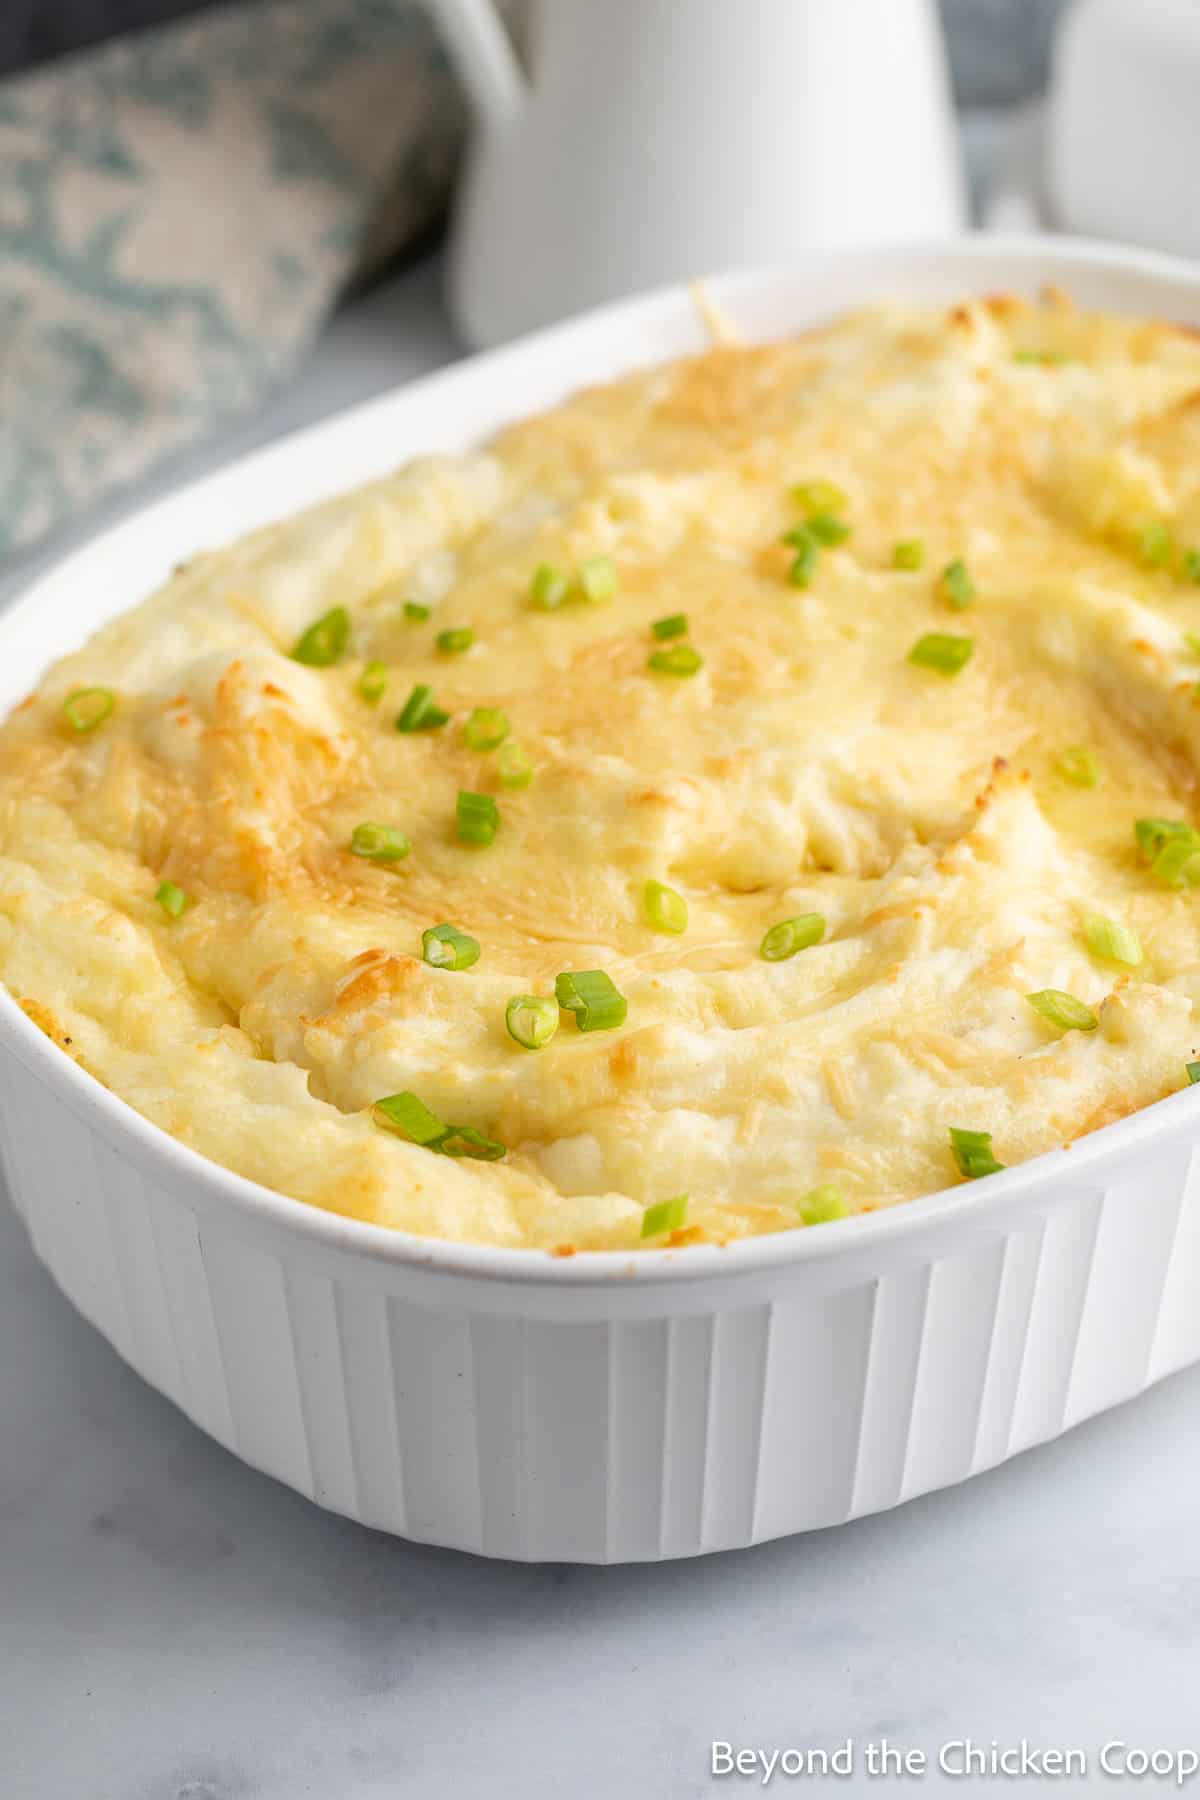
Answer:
5 293 1200 1251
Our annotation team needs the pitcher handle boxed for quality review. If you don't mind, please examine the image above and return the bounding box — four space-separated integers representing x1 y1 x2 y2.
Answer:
426 0 526 132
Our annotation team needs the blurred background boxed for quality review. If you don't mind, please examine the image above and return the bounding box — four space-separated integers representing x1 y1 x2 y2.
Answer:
0 0 1071 98
0 0 1173 562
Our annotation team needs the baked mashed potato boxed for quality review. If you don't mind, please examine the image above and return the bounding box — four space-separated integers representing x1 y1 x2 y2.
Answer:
4 292 1200 1252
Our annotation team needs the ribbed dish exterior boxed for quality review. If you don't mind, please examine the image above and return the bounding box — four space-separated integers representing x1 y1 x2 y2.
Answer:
5 1031 1199 1562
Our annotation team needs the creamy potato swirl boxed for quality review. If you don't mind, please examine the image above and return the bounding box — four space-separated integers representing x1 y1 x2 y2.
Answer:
4 293 1200 1251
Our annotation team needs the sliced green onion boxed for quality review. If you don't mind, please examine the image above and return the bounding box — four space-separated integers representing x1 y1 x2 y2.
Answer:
1013 347 1068 365
909 632 973 676
358 660 389 705
456 789 500 847
350 822 411 862
807 513 851 547
1135 520 1174 569
395 683 449 732
1134 817 1200 886
422 923 481 971
1134 817 1191 859
1025 989 1098 1033
1152 834 1200 888
155 880 188 919
798 1183 848 1225
1187 1061 1200 1085
641 1193 688 1239
291 606 350 667
439 1124 507 1161
652 613 688 640
949 1126 1006 1180
463 706 510 752
497 740 534 788
760 913 825 961
1084 913 1142 966
648 643 703 677
505 994 559 1050
403 600 431 622
1056 746 1099 788
643 877 688 935
436 626 474 656
555 969 627 1031
530 563 569 610
578 554 618 603
1184 551 1200 585
374 1091 449 1147
374 1092 505 1159
940 558 975 610
1183 630 1200 655
786 531 819 588
62 686 115 733
791 480 847 515
893 538 925 571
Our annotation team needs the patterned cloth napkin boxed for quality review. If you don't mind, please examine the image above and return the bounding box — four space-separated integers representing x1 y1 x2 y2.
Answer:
0 0 463 555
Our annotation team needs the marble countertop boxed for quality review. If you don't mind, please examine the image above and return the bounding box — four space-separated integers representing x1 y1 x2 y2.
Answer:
4 252 1200 1800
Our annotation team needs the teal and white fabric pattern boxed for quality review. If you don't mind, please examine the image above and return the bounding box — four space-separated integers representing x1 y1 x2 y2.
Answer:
0 0 462 554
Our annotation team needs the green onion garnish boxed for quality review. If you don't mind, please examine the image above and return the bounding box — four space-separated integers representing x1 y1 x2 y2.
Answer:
1134 817 1200 886
1084 913 1142 966
1151 836 1200 888
893 538 925 571
940 558 975 610
798 1183 848 1225
1025 989 1098 1033
786 531 819 588
1013 348 1068 365
350 822 411 862
505 994 559 1050
422 923 481 971
1057 746 1099 788
1184 631 1200 655
791 480 847 515
291 606 350 667
358 660 388 705
949 1126 1006 1180
807 513 851 547
456 790 500 846
1134 817 1189 859
578 554 618 603
463 707 510 752
439 1124 507 1161
497 740 534 788
62 687 115 733
760 913 825 962
555 969 627 1031
436 626 475 656
641 1193 688 1239
652 613 688 641
1187 1061 1200 1085
155 880 188 919
373 1091 506 1160
374 1091 449 1146
909 632 973 676
530 563 569 610
395 684 449 732
403 601 431 622
648 643 703 677
1185 552 1200 585
643 878 688 935
1135 520 1174 569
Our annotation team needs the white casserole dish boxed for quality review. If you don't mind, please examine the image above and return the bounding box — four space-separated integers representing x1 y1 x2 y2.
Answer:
5 237 1200 1563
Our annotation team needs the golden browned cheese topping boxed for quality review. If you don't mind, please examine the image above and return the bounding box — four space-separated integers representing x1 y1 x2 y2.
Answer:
4 294 1200 1250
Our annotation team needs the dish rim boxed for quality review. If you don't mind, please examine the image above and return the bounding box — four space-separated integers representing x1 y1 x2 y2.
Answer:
4 231 1200 1288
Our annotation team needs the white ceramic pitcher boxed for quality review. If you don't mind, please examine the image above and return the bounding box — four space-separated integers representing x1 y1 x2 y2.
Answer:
429 0 967 347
